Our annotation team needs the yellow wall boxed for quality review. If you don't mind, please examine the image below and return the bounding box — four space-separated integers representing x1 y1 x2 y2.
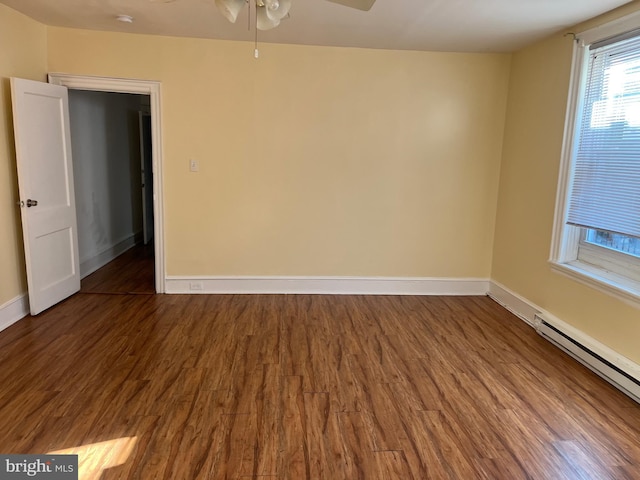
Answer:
47 28 511 277
492 2 640 364
0 5 47 306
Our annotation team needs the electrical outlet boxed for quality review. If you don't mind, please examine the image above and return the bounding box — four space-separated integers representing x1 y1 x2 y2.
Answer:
189 159 199 172
189 281 203 291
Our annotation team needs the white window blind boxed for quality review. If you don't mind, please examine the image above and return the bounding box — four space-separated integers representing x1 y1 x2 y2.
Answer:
567 33 640 239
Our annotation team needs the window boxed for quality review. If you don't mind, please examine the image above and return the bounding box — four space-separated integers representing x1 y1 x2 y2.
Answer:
551 13 640 304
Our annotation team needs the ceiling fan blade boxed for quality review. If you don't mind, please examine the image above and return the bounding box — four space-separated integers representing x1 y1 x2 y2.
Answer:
215 0 246 23
325 0 376 11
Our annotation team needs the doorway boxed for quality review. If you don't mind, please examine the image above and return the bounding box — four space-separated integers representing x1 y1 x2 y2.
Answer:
48 74 165 293
68 90 154 294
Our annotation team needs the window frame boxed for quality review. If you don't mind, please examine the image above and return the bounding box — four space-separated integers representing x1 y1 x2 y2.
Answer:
550 11 640 307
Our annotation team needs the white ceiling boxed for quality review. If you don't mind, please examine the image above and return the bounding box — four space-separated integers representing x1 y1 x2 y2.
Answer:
0 0 633 53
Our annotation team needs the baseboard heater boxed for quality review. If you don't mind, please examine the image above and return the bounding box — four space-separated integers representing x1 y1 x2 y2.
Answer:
533 314 640 404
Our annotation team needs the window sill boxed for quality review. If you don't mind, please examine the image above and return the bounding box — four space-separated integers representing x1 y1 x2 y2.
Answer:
549 260 640 309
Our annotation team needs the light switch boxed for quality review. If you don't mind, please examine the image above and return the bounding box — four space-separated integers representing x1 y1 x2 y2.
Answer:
190 159 199 172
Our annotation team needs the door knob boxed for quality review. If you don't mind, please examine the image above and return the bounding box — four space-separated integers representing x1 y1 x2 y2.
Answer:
26 199 38 207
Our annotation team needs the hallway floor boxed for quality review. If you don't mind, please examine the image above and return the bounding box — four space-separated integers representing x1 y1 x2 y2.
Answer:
81 243 154 295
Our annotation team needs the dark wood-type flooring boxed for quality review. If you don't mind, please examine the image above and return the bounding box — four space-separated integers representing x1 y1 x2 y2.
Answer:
81 243 155 295
0 258 639 478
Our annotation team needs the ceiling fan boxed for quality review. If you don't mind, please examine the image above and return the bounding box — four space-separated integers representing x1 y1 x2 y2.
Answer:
215 0 376 31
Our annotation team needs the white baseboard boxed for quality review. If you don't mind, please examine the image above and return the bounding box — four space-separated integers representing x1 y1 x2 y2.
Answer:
80 234 140 279
489 280 640 403
488 280 538 326
165 276 490 295
0 294 29 333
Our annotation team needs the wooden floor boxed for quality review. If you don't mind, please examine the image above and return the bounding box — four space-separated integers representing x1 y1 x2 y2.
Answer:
0 283 639 477
81 244 155 295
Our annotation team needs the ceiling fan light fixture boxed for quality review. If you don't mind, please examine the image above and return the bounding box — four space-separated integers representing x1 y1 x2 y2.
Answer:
256 6 280 30
265 0 291 21
215 0 246 23
214 0 373 34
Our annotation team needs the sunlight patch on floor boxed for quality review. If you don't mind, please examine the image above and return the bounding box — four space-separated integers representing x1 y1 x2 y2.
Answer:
48 436 137 479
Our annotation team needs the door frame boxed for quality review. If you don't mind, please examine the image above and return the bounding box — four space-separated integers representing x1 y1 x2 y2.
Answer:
48 73 166 293
139 111 153 246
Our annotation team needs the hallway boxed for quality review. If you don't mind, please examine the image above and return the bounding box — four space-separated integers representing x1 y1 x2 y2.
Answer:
81 244 154 295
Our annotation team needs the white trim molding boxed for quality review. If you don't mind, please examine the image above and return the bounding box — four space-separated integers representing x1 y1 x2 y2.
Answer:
48 73 166 293
487 280 538 326
489 280 640 403
165 276 490 295
550 261 640 309
0 295 29 332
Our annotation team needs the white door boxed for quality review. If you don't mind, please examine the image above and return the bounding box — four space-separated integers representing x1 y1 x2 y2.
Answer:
11 78 80 315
